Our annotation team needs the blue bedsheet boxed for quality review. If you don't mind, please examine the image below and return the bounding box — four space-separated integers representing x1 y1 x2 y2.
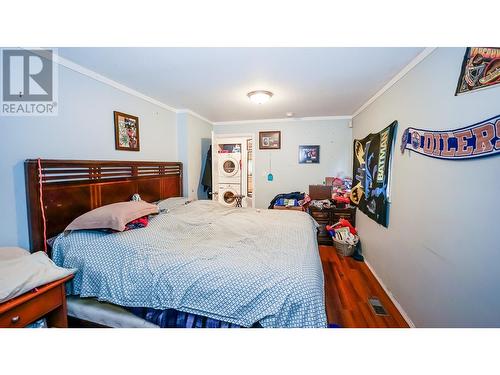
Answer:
125 306 261 328
52 200 326 328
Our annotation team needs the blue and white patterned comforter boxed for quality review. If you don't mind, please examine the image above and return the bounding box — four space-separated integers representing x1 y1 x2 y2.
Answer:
52 200 326 328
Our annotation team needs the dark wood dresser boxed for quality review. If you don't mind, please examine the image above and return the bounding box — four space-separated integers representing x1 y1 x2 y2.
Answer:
308 206 356 245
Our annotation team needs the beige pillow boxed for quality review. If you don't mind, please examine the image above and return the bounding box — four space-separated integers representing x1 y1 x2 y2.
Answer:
0 247 30 261
65 201 159 232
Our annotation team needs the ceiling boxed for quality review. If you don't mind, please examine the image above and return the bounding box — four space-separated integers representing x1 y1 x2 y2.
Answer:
58 48 425 123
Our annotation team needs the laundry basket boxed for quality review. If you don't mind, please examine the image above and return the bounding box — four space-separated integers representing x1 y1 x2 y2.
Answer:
332 238 357 257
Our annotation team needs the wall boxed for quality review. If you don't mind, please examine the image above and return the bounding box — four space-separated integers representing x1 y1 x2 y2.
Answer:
214 118 352 208
352 48 500 327
1 64 178 249
177 112 213 199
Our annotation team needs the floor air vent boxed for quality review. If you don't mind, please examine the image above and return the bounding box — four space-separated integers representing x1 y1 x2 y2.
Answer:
368 297 389 316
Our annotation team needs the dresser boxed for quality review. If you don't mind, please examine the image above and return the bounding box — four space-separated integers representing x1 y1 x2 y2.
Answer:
308 206 356 245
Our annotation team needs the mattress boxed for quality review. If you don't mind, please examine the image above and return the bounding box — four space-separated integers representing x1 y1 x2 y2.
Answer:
67 296 158 328
52 200 327 328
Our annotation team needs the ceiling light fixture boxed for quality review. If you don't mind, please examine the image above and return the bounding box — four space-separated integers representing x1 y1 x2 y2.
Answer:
247 90 273 104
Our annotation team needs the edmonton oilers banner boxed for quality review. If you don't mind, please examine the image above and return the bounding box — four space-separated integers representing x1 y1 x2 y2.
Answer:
351 121 397 228
400 114 500 160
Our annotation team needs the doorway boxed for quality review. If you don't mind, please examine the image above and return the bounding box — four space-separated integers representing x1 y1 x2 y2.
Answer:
212 133 255 208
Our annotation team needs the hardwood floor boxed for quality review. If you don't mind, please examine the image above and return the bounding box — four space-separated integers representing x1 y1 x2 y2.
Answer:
320 245 409 328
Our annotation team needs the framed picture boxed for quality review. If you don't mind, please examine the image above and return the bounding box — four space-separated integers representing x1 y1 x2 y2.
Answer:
114 111 140 151
259 131 281 150
299 145 320 164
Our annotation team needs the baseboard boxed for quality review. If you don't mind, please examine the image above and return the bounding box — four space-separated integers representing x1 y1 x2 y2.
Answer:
364 260 416 328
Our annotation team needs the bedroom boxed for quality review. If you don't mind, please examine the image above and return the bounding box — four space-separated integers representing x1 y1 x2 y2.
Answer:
1 1 499 374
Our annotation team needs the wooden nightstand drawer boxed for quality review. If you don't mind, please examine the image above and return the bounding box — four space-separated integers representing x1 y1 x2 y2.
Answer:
310 211 329 220
332 210 356 227
0 286 62 328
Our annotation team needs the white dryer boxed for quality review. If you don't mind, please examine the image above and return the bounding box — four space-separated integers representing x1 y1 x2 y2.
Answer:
218 183 241 207
218 152 241 184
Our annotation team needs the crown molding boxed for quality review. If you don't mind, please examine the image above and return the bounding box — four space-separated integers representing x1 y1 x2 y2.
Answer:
213 115 352 126
352 47 437 118
176 109 214 125
46 54 352 126
52 53 179 113
28 48 437 125
30 49 215 123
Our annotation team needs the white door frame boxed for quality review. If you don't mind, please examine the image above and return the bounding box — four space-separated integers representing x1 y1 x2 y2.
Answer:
212 132 256 208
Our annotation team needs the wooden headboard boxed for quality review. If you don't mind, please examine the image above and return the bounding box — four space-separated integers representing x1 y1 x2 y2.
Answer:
25 159 183 252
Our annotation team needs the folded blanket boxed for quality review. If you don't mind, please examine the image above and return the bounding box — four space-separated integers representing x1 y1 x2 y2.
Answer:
0 248 75 303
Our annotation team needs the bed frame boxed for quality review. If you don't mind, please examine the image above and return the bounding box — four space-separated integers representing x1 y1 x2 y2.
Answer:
25 159 183 252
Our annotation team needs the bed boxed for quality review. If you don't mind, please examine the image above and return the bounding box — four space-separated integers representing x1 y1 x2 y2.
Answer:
25 159 327 328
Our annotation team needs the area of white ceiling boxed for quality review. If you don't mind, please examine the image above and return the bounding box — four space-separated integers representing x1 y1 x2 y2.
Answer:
58 47 425 123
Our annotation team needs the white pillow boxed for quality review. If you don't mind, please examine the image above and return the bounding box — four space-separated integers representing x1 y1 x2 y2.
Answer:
157 197 191 211
0 251 75 303
0 247 30 261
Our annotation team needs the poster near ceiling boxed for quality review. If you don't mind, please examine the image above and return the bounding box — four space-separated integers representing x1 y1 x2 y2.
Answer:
351 121 397 227
455 47 500 95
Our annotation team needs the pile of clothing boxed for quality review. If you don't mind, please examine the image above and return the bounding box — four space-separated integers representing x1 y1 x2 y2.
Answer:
269 192 310 209
275 198 299 207
327 219 358 244
328 176 352 206
309 199 334 209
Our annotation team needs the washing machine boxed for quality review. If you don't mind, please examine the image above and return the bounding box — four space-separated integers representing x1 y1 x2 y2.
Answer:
218 183 241 207
218 152 241 184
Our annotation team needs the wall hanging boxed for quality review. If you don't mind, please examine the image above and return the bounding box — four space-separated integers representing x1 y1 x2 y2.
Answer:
267 152 274 181
114 111 140 151
400 114 500 160
259 131 281 150
299 145 320 164
455 47 500 95
351 121 397 227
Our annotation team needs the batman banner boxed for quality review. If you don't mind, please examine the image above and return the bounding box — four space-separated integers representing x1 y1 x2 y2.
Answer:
351 121 397 227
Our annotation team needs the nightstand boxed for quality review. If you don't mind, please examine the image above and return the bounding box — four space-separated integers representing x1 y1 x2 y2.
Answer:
308 206 356 245
0 274 74 328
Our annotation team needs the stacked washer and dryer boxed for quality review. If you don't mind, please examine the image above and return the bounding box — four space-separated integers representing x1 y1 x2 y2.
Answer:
217 148 243 207
212 136 254 208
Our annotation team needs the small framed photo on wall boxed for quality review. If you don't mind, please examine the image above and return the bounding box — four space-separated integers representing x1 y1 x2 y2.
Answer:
299 145 320 164
259 131 281 150
114 111 140 151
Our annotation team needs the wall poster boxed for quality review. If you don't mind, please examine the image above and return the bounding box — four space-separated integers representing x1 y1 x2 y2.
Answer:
455 47 500 95
351 121 397 227
400 114 500 160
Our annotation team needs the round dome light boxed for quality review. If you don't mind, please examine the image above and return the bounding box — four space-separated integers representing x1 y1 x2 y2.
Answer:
247 90 273 104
